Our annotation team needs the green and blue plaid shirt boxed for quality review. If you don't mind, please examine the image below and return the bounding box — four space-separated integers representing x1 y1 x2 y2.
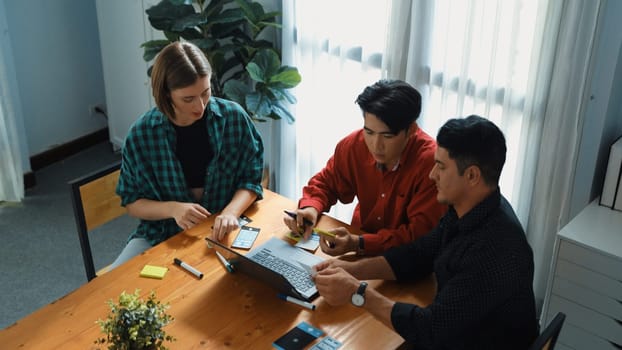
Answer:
116 97 264 245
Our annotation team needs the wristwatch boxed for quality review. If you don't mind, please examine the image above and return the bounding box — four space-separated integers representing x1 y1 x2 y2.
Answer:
351 281 368 307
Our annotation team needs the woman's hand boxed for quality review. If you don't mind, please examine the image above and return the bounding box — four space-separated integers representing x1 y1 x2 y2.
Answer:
212 213 240 241
172 202 211 230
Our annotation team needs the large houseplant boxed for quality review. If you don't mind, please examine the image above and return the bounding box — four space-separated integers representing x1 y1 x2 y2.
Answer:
141 0 301 123
95 289 175 350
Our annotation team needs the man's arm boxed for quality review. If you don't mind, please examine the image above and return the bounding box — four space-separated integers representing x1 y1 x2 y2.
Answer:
299 134 359 216
299 154 351 215
314 256 397 328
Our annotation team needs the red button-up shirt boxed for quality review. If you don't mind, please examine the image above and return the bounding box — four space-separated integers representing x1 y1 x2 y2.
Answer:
299 126 447 254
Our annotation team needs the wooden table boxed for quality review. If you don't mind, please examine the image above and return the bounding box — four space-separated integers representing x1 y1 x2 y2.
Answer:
0 190 435 349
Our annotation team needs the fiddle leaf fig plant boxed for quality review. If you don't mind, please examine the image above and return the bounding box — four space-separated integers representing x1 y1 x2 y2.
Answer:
141 0 301 123
95 289 175 350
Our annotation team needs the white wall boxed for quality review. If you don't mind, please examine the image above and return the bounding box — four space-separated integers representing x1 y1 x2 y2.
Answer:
4 0 106 156
570 0 622 218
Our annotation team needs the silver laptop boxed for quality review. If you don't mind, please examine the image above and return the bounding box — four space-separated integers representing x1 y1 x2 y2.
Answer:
206 236 323 301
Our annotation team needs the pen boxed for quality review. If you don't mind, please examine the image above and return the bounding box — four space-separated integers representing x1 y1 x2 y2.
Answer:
277 293 316 311
215 250 234 273
313 227 336 238
284 210 335 236
173 258 204 279
283 210 314 227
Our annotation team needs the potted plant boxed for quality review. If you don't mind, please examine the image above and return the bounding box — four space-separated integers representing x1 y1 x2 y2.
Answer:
141 0 301 123
95 289 175 350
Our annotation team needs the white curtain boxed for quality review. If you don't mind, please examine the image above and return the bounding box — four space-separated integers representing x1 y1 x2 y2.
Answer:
0 6 24 203
384 0 551 225
384 0 603 304
525 0 603 304
279 0 390 222
281 0 602 305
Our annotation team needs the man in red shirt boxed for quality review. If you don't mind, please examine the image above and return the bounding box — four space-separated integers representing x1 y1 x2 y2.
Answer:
284 80 446 255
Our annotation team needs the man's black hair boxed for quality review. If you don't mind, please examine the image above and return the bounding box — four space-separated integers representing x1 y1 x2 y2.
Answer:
355 79 422 134
437 115 506 186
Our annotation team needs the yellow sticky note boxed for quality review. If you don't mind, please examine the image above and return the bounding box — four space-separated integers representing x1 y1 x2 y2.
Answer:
286 231 303 242
140 265 168 279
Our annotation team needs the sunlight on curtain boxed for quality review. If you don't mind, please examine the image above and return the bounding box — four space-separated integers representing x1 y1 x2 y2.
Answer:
284 0 390 222
383 0 604 305
385 0 550 227
426 0 547 224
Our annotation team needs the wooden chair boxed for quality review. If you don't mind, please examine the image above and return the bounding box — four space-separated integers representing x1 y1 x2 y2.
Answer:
69 161 126 281
529 312 566 350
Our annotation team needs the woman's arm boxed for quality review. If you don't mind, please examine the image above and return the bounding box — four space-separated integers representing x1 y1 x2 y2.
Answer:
126 199 210 231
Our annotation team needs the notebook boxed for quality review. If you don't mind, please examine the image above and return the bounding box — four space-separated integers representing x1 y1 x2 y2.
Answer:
206 236 324 301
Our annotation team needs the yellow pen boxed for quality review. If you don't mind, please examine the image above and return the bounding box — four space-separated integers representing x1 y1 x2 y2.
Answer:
313 227 336 238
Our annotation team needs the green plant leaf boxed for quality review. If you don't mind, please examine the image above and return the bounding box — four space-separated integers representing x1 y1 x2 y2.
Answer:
268 87 297 105
172 13 206 31
96 289 175 349
223 80 251 106
258 21 282 30
141 40 172 61
204 0 234 19
146 2 196 31
234 0 261 23
142 0 299 122
169 0 193 5
246 62 264 83
189 38 219 51
272 101 295 124
269 67 301 88
247 49 280 82
246 91 272 119
208 8 246 25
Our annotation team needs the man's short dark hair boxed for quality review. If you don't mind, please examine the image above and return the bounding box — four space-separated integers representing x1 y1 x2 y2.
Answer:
437 115 506 186
355 79 422 134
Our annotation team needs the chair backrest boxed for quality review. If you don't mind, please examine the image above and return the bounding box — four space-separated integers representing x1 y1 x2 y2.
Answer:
529 312 566 350
69 161 125 281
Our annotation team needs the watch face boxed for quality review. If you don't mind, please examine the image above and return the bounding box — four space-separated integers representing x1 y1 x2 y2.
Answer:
351 293 365 307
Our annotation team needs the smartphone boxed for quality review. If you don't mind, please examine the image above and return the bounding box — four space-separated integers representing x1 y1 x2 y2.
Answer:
273 322 323 350
231 226 260 249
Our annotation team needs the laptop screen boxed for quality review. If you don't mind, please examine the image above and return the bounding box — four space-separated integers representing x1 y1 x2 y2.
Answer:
206 236 323 301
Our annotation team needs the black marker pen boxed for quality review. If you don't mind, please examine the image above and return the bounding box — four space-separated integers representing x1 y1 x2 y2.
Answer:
173 258 204 279
283 210 314 227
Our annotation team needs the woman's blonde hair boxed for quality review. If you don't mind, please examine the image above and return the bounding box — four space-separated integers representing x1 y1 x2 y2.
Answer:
150 41 212 119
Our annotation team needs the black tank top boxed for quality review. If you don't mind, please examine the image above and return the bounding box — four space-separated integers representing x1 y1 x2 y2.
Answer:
172 116 212 188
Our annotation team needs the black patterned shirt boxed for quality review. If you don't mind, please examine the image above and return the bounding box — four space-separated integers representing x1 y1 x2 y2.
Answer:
384 189 538 349
116 97 264 245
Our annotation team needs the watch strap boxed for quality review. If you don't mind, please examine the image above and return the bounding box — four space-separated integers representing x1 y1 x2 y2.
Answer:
356 281 368 295
356 235 365 256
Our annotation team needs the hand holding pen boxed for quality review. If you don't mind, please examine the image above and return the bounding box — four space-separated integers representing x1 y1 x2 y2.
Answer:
283 209 337 249
283 208 318 240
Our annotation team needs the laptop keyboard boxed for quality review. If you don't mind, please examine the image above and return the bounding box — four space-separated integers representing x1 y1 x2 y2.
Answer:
252 249 315 292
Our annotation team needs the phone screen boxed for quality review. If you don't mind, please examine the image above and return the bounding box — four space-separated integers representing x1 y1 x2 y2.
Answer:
231 226 260 249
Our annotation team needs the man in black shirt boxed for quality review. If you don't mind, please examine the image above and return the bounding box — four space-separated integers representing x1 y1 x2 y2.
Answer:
314 115 538 349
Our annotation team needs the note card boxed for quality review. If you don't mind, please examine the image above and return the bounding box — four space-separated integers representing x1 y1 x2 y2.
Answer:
286 231 320 252
140 265 168 279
